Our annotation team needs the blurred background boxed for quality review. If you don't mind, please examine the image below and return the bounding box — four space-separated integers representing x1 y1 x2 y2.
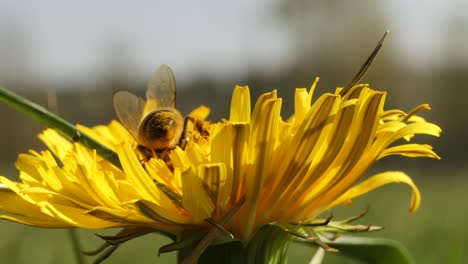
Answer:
0 0 466 263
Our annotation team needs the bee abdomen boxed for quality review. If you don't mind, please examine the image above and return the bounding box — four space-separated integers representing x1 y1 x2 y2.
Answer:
138 109 183 149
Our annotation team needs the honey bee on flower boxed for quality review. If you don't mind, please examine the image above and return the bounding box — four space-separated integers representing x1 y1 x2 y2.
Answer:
113 64 210 159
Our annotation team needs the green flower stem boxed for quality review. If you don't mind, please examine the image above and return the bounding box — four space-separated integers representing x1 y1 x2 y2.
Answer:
0 87 121 168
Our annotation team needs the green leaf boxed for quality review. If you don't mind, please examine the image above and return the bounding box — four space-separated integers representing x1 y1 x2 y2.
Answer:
294 235 413 264
0 86 121 168
327 235 413 264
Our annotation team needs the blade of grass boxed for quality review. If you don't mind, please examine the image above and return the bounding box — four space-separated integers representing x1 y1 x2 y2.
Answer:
0 86 121 168
341 31 389 95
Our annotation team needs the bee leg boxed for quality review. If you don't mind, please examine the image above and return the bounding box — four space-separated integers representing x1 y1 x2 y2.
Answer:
137 145 153 161
151 148 158 159
179 116 196 149
159 149 174 171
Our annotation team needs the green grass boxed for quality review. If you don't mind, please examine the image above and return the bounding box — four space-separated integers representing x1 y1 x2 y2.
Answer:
0 170 466 263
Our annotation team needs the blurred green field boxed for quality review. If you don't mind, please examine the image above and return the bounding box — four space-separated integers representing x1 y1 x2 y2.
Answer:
0 168 466 264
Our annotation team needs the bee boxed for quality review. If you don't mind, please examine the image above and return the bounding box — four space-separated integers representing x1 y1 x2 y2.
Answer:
113 64 186 153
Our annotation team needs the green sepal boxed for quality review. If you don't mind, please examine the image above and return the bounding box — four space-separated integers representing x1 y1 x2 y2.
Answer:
84 227 174 264
197 225 291 264
159 229 235 255
245 225 291 264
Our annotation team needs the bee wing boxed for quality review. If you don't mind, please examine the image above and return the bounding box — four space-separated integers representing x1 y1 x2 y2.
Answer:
146 64 176 109
113 91 145 140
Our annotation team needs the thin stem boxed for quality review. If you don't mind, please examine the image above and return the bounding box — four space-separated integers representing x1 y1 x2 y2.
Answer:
67 228 86 264
0 87 121 168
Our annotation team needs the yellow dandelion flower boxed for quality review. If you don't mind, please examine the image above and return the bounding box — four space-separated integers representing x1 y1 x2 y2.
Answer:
0 82 441 261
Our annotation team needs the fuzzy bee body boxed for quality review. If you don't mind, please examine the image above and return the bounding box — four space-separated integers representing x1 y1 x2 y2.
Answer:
113 64 185 152
138 108 184 150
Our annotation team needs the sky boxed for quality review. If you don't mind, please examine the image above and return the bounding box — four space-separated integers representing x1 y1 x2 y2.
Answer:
0 0 291 83
0 0 466 84
383 0 468 69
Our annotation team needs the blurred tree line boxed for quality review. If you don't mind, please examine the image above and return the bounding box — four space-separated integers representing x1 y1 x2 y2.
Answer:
0 1 464 176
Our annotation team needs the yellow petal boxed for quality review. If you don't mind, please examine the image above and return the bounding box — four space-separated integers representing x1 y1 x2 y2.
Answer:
171 148 214 222
293 77 319 126
293 89 386 219
244 97 283 236
198 163 228 218
185 142 210 168
116 142 162 202
308 77 319 104
188 105 211 120
132 200 192 225
76 164 121 208
211 123 250 203
38 129 73 161
15 151 62 190
262 94 339 220
38 201 120 228
0 186 70 227
145 158 180 191
379 144 441 160
328 171 421 213
0 215 70 228
107 120 135 143
294 88 309 125
230 85 251 123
